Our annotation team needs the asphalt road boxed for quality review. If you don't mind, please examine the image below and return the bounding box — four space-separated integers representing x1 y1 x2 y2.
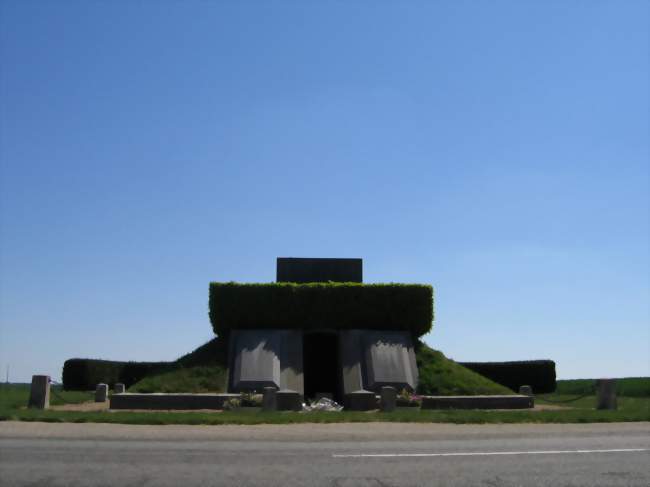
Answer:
1 422 648 487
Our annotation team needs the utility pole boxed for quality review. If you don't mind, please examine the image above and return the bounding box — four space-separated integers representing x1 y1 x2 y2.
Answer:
5 364 8 384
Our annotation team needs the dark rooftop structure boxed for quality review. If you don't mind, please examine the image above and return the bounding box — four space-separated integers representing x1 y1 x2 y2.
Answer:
276 257 362 283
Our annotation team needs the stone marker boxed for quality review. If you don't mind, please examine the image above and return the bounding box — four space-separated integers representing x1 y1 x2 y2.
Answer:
95 383 108 402
596 379 617 410
28 375 50 409
346 389 377 411
380 386 397 412
276 389 302 411
262 387 277 412
519 385 533 396
114 383 125 394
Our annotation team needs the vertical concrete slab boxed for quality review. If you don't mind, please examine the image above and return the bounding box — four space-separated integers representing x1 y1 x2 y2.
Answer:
279 330 304 395
596 379 617 410
362 330 418 392
230 330 281 392
262 387 277 412
380 386 397 412
28 375 50 409
95 383 108 402
339 330 364 395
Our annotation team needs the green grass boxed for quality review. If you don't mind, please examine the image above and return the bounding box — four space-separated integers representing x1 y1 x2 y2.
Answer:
2 383 648 425
128 366 226 393
556 377 650 397
415 342 513 395
126 339 512 395
0 383 92 410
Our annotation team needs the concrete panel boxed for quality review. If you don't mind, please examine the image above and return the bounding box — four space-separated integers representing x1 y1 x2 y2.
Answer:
231 330 281 392
279 330 304 394
110 393 239 410
339 330 364 395
421 395 534 410
362 331 417 392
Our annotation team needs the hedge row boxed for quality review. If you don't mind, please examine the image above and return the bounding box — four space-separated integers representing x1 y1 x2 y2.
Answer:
458 360 556 394
209 282 434 337
62 359 173 390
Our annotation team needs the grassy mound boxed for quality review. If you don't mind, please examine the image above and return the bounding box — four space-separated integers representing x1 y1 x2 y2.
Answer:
129 366 226 393
415 342 514 396
128 338 228 393
556 377 650 397
129 337 514 395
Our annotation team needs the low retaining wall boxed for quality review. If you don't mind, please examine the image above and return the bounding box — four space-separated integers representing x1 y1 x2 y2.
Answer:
110 393 239 410
421 395 533 410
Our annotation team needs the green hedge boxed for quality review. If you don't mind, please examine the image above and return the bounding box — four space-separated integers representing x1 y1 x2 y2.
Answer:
209 282 434 337
62 359 173 390
458 360 556 394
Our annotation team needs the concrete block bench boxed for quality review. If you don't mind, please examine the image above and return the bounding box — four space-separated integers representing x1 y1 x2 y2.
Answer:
109 393 239 410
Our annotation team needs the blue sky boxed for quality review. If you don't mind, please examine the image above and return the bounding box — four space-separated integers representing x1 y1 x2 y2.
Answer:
1 1 648 382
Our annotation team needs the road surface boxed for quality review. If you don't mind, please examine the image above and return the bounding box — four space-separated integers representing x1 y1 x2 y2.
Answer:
1 421 648 486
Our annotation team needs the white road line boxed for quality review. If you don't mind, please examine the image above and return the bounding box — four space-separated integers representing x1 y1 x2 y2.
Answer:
333 448 649 458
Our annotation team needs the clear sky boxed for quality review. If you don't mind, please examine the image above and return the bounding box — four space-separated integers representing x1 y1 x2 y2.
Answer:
1 1 648 383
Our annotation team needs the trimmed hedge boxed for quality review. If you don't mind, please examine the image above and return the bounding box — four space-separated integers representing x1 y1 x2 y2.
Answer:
62 359 173 391
209 282 434 337
458 360 556 394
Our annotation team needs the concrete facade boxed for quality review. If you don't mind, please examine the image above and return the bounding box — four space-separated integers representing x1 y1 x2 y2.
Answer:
228 328 419 399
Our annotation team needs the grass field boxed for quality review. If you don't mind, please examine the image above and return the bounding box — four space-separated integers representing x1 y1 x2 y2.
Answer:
1 383 648 425
555 377 650 397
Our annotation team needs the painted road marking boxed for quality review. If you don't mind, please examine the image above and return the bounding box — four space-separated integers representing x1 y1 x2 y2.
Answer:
333 448 650 458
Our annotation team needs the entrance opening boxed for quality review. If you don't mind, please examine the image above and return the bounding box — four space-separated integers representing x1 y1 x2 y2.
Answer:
303 332 340 402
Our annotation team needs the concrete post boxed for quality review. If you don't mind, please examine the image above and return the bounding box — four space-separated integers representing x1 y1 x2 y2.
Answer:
380 386 397 412
519 385 533 396
596 379 617 410
28 375 50 409
114 383 125 394
95 383 108 402
262 387 277 412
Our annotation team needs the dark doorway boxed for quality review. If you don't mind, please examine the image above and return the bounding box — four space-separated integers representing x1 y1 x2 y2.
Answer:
303 332 340 402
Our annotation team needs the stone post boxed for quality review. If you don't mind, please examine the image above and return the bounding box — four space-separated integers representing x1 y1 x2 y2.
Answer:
262 387 277 412
519 385 533 396
95 383 108 402
380 386 397 412
596 379 617 410
28 375 50 409
114 383 125 394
